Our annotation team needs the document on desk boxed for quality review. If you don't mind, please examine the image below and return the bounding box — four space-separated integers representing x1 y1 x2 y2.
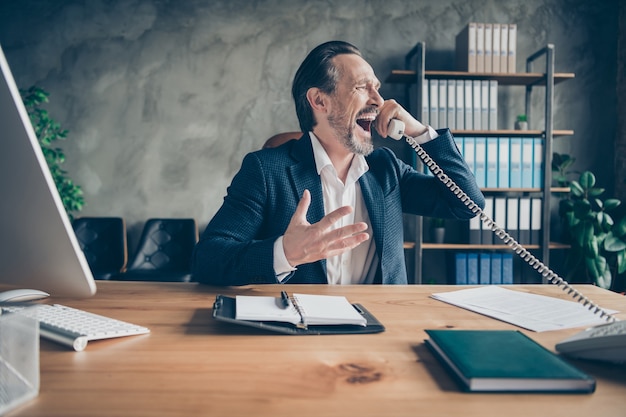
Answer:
431 286 618 332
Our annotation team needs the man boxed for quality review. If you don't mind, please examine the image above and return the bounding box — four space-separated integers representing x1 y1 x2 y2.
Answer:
192 40 484 285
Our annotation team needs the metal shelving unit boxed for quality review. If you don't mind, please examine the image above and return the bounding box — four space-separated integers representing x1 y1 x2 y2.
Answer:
386 42 574 284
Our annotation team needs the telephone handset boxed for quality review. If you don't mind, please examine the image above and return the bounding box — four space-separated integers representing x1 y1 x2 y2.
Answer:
386 119 616 324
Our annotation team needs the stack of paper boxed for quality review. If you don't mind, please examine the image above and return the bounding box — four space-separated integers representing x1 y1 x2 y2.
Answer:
431 286 617 332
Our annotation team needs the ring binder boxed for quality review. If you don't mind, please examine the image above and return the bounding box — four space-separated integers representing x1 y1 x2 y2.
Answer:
289 294 308 329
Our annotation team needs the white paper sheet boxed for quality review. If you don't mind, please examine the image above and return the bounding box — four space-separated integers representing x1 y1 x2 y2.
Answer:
431 286 618 332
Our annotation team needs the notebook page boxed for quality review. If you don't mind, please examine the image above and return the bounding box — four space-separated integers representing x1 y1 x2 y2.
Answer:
292 293 367 326
235 295 301 325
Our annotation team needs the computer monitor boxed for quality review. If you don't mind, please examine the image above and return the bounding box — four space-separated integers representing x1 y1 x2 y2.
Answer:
0 44 96 298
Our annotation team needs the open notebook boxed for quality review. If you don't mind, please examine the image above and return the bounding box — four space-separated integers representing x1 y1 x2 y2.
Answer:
235 293 367 326
212 293 384 335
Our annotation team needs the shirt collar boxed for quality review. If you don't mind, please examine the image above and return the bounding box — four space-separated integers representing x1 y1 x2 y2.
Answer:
308 132 369 184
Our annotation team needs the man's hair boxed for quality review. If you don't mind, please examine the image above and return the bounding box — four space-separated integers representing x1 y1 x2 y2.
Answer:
292 41 361 133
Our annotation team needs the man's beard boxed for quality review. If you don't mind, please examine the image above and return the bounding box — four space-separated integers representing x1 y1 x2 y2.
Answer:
327 106 375 156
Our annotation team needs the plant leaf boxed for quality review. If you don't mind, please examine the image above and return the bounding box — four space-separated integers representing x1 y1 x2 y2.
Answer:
570 181 584 197
617 251 626 275
584 255 603 280
584 235 599 258
596 267 612 289
615 217 626 238
604 234 626 252
588 187 605 197
604 199 621 211
579 171 596 189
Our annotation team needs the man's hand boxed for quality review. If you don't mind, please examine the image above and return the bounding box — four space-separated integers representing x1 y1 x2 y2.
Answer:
375 99 429 139
283 189 370 267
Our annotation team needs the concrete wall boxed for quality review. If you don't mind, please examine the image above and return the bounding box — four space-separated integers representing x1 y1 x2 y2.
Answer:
0 0 619 249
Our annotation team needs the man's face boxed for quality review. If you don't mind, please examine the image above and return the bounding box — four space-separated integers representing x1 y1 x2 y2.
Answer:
326 54 383 156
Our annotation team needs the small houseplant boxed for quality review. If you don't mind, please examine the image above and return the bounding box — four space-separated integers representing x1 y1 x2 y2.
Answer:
20 86 84 220
514 114 528 130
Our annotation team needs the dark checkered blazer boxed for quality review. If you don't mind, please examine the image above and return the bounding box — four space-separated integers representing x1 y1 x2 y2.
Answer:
192 129 484 285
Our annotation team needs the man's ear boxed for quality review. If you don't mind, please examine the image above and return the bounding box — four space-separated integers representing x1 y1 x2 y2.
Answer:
306 88 328 113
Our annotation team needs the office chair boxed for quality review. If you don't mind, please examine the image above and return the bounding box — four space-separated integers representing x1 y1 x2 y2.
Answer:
72 217 128 280
262 131 302 149
114 218 198 282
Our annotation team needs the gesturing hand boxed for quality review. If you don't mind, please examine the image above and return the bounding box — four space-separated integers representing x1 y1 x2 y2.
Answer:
283 189 370 267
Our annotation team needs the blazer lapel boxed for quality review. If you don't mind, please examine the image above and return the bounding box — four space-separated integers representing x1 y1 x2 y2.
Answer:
359 171 385 257
287 135 326 278
288 134 325 224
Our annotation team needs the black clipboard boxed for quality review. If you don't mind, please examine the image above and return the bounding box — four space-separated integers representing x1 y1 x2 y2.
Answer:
212 295 385 335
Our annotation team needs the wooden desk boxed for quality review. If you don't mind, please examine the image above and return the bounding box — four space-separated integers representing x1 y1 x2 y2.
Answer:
7 282 626 417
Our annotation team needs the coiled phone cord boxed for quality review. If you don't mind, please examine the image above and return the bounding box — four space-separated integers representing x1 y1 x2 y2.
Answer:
392 122 616 323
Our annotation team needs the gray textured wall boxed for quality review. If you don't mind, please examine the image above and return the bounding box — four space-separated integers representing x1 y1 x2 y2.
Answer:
0 0 619 249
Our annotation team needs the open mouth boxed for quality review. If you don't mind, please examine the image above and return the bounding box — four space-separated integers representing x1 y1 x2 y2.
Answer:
356 118 373 132
356 111 377 133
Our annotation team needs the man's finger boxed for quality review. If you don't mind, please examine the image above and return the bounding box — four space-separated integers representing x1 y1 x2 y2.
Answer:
290 189 312 225
325 232 370 258
316 205 354 230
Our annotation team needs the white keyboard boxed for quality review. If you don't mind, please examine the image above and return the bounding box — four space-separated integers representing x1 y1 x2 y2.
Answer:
2 304 150 351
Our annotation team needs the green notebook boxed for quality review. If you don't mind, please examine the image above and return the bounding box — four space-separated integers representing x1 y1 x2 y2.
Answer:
424 329 596 393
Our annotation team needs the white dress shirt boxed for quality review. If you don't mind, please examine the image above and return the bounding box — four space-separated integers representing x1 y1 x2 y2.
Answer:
273 127 438 284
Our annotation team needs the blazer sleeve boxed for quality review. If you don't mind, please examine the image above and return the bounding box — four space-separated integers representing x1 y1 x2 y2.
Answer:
398 129 485 219
192 152 281 286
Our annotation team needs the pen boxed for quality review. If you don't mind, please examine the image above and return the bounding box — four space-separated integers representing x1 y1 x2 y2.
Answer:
280 291 291 309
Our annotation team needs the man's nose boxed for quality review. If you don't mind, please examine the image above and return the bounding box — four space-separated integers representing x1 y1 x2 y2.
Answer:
370 88 384 107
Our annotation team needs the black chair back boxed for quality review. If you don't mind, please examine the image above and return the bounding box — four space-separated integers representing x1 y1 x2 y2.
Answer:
72 217 127 280
117 218 198 282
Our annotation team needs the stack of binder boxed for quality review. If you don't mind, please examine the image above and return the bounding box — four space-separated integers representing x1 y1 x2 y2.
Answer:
424 79 497 130
456 22 517 73
455 137 543 189
468 197 542 246
452 252 514 285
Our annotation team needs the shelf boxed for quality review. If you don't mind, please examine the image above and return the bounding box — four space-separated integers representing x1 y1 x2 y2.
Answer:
390 42 570 284
480 187 571 193
385 70 575 86
450 129 574 137
421 243 570 250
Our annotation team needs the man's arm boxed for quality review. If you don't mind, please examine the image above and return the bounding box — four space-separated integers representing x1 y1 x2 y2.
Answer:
374 98 484 219
192 152 280 286
192 152 372 286
398 128 485 219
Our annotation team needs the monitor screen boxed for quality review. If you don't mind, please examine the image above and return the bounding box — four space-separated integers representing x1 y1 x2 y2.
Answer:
0 44 96 298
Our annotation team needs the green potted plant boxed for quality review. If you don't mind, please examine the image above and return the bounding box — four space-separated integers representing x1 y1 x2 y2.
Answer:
514 114 528 130
559 170 626 291
20 86 84 219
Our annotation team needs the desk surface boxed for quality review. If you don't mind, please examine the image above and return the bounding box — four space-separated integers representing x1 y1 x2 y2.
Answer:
7 282 626 417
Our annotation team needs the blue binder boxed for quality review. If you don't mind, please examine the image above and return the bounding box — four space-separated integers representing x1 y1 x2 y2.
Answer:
490 253 503 285
455 253 468 285
467 253 479 285
479 253 491 284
